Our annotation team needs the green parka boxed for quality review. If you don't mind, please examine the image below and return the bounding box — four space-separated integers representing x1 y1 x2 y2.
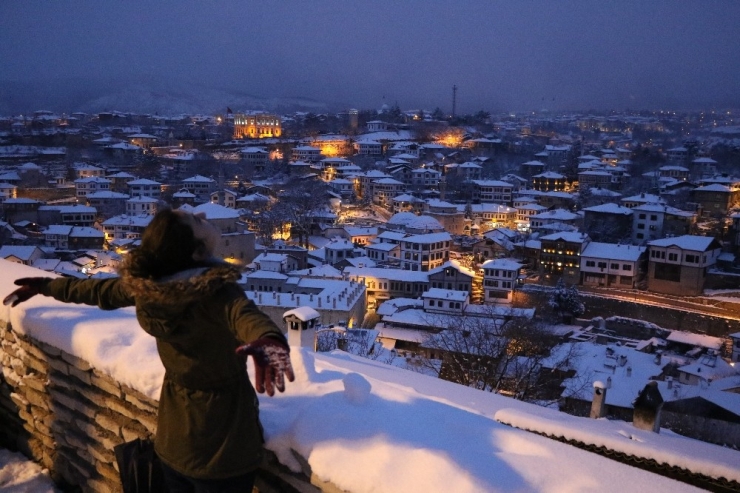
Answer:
41 262 285 480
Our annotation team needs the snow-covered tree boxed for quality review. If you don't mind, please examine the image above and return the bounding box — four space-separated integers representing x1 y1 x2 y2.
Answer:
547 279 585 323
415 307 572 401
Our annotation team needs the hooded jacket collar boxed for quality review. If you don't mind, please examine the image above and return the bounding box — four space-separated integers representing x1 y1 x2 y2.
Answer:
119 258 241 306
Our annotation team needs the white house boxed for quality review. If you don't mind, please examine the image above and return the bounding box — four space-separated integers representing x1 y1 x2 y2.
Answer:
580 242 646 289
481 258 522 303
400 231 452 272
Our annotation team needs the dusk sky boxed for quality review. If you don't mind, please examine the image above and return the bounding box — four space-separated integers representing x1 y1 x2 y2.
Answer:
1 1 739 114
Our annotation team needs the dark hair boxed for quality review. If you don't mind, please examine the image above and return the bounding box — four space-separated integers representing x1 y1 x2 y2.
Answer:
125 209 204 279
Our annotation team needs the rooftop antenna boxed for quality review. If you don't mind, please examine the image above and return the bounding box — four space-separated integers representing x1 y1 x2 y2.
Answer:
452 85 458 119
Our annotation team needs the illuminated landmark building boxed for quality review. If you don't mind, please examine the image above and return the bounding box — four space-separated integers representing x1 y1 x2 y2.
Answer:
233 112 282 139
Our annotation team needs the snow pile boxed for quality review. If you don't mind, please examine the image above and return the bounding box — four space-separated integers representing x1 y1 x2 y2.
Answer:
0 449 60 492
3 260 739 492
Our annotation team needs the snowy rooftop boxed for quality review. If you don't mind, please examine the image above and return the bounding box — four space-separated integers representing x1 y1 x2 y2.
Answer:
421 288 469 302
404 231 451 243
481 258 522 270
344 266 430 283
648 235 719 252
583 203 633 215
3 261 740 492
582 242 646 261
191 202 241 219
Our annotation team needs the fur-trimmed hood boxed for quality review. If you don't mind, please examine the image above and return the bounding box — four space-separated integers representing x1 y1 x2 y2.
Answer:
118 259 241 306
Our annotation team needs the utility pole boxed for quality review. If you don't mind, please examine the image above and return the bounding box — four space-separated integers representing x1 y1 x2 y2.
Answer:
452 85 457 119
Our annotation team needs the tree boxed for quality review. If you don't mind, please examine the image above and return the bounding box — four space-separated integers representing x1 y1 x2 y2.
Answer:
547 279 585 323
276 177 331 248
414 307 572 401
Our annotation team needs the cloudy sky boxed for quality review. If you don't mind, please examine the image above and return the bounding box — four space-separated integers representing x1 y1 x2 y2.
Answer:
1 1 738 114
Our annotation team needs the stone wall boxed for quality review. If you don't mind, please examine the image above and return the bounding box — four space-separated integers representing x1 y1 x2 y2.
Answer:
0 316 331 493
0 317 158 492
514 289 740 337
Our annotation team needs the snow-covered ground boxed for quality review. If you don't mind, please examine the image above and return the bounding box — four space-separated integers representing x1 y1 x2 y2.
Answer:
3 260 740 492
0 448 60 492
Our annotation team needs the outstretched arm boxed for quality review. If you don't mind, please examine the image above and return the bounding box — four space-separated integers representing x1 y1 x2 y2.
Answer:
4 276 134 310
225 286 294 396
3 278 51 307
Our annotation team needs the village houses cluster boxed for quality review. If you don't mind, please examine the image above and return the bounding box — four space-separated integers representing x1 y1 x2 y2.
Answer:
1 106 740 446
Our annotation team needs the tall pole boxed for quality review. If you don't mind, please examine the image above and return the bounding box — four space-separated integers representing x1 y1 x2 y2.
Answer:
452 85 457 119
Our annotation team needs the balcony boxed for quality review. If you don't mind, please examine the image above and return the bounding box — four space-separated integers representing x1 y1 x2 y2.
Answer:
1 259 739 492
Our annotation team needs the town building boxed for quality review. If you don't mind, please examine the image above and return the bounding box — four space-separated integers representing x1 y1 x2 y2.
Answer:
400 231 452 272
127 178 162 199
631 204 696 244
580 242 646 289
233 112 282 139
482 258 522 303
472 180 514 204
539 232 590 284
646 235 722 296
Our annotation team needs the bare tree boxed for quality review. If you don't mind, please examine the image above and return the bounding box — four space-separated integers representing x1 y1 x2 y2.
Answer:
414 307 572 401
277 178 331 248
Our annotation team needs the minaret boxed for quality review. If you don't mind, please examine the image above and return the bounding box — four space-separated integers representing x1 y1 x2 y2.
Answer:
216 163 225 206
452 85 458 119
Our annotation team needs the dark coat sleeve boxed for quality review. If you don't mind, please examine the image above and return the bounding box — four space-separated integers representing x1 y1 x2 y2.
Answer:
41 277 135 310
222 284 286 345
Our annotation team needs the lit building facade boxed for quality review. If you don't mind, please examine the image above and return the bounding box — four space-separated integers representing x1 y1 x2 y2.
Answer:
233 113 282 139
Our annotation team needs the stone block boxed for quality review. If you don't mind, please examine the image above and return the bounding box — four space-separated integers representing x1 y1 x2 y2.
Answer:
21 374 47 392
74 418 103 441
77 385 108 409
18 408 34 425
86 477 121 493
24 355 48 375
64 433 95 463
88 441 115 465
60 350 92 371
137 413 158 435
47 357 70 375
22 421 36 436
23 387 49 410
34 418 53 437
51 401 76 424
3 367 21 387
91 370 122 398
105 397 138 421
48 370 75 391
37 340 62 357
10 357 28 376
100 433 124 451
69 365 93 386
16 338 48 363
121 425 148 443
1 340 18 358
95 411 125 436
42 448 56 470
39 432 56 450
10 392 29 411
124 392 158 414
58 447 92 479
49 388 96 417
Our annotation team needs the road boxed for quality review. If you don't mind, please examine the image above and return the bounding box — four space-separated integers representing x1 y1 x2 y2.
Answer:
576 285 740 321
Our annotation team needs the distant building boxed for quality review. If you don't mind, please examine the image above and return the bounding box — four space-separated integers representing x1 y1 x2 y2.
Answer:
646 235 722 296
482 258 522 303
233 113 282 139
539 232 590 284
472 180 514 204
400 231 451 272
580 242 646 289
631 204 695 244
